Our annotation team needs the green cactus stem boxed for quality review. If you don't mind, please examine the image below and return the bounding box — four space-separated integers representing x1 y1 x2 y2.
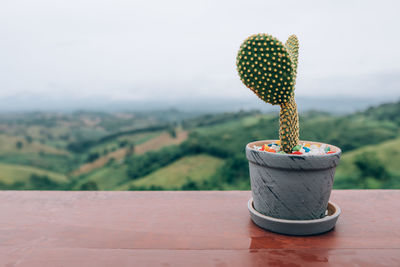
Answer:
236 33 300 153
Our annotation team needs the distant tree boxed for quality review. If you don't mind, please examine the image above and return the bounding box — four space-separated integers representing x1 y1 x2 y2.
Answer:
30 174 58 190
0 181 26 190
148 185 164 190
86 152 100 162
126 143 135 156
25 135 33 144
16 141 23 149
354 152 389 180
181 178 198 190
128 185 146 190
128 184 164 191
80 181 98 190
167 126 177 138
118 140 128 148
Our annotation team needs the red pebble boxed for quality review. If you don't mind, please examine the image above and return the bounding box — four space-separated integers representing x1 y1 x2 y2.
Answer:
291 151 303 155
266 149 276 153
327 151 335 154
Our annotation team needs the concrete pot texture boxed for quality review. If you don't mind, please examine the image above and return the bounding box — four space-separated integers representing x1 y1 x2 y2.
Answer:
246 140 341 220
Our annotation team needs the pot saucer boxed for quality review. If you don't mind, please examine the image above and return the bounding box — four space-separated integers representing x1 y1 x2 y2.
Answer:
248 197 341 236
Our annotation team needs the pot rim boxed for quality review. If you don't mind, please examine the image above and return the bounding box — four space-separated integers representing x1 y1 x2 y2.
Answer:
246 139 342 157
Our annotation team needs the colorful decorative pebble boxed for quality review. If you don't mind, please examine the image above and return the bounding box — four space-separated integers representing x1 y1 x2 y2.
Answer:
291 151 303 155
254 141 336 155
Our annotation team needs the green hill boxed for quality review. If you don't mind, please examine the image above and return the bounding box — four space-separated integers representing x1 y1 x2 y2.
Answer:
119 154 224 190
0 101 399 190
357 100 400 125
0 163 69 189
337 137 400 175
72 162 129 190
334 137 400 189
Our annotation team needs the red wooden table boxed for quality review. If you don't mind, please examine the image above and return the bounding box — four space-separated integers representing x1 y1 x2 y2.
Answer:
0 190 399 266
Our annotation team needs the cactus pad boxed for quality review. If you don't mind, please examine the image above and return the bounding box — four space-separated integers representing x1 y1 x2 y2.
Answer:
236 34 295 105
285 34 299 82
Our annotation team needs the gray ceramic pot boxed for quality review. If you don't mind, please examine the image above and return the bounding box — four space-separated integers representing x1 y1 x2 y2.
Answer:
246 140 341 220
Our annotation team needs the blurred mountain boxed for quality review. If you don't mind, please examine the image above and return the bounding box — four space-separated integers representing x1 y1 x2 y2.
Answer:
0 94 396 114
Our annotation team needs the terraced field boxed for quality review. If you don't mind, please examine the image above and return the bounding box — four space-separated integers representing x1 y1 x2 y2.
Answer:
72 129 188 176
0 162 68 186
72 164 129 190
118 154 224 190
0 135 69 156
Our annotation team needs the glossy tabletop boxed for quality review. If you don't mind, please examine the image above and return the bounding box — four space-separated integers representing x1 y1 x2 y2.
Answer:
0 190 399 266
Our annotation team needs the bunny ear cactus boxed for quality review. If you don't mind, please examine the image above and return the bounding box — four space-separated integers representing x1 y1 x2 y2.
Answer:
236 33 300 153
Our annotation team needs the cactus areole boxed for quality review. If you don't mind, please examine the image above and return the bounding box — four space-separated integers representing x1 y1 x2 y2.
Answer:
236 33 300 153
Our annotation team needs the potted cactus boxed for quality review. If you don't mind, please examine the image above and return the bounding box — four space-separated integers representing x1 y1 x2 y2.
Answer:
237 33 342 234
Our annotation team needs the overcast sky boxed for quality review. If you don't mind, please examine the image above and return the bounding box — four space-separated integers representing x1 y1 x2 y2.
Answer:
0 0 399 110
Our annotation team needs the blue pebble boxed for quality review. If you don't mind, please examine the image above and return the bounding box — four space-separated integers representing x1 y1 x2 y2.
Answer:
303 147 310 152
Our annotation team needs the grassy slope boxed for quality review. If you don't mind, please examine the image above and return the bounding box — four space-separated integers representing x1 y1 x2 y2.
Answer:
0 134 69 155
133 130 188 154
0 134 74 173
334 137 400 188
336 137 400 176
73 129 188 176
72 163 129 190
0 162 68 185
118 154 224 190
194 113 266 135
86 131 163 155
73 116 256 190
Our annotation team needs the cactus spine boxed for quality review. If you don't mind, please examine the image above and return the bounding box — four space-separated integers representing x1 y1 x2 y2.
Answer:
236 33 300 153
